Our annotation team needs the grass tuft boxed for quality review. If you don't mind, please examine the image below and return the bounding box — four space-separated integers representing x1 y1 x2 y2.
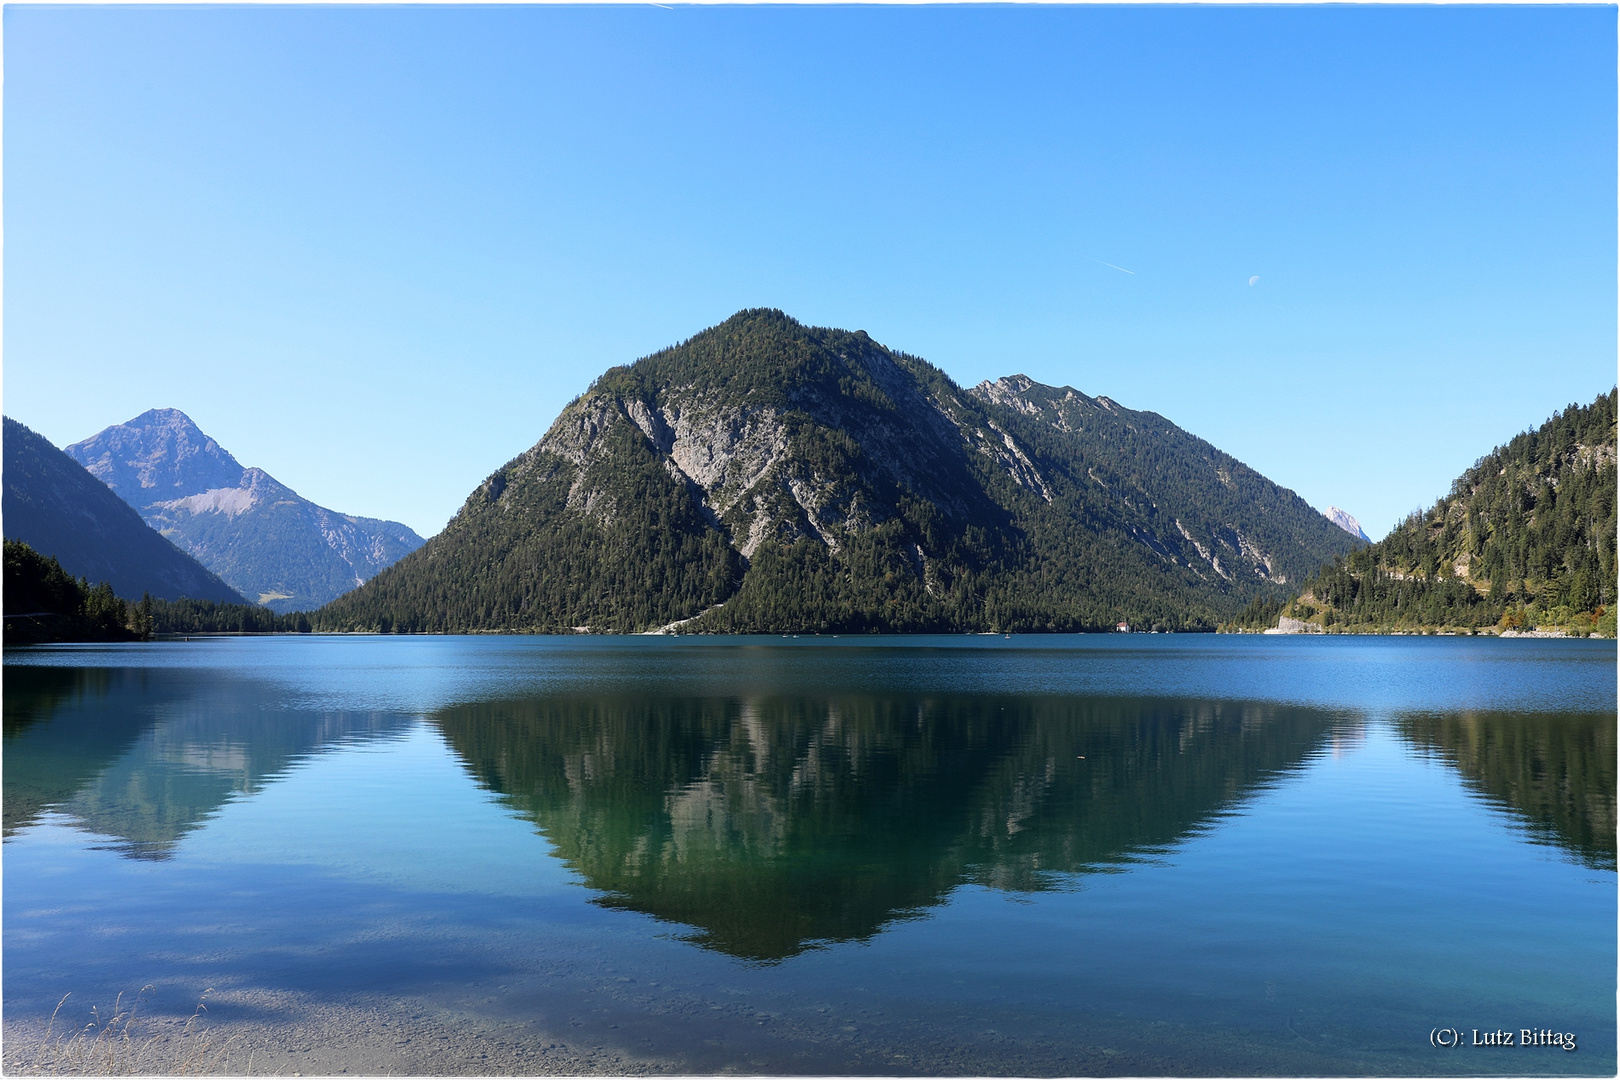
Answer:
24 987 241 1076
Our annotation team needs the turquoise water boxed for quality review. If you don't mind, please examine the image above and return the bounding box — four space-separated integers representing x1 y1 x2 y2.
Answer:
4 635 1614 1074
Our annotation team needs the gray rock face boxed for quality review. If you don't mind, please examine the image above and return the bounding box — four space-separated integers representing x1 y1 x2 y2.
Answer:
493 336 1015 571
1264 615 1322 634
1324 506 1371 542
67 412 424 612
69 408 244 505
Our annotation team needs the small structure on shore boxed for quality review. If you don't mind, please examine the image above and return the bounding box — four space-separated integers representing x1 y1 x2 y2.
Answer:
1263 615 1322 635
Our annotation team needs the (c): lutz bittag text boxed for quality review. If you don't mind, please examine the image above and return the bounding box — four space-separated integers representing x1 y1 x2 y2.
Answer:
1430 1028 1576 1051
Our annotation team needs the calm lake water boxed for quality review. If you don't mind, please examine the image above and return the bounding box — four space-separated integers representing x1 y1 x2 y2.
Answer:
3 634 1615 1075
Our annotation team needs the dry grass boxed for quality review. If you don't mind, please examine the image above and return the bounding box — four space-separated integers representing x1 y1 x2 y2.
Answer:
20 987 243 1076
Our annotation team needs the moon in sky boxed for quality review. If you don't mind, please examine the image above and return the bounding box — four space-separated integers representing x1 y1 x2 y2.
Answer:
1248 276 1260 286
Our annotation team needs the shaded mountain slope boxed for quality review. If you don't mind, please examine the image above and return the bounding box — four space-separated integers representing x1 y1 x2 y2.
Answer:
2 418 245 605
68 409 424 612
3 541 145 644
316 310 1359 634
966 375 1362 605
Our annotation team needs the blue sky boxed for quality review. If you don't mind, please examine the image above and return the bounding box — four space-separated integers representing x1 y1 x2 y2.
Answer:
5 4 1615 540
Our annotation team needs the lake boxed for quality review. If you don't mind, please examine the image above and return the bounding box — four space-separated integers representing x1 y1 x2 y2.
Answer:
3 634 1614 1075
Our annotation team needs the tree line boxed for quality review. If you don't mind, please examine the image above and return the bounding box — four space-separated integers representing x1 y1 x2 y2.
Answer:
4 540 311 643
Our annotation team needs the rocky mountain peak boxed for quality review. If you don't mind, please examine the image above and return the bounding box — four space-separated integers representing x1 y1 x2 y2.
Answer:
2 416 247 604
1324 507 1371 542
505 310 1005 559
66 411 423 613
973 374 1113 422
67 409 244 509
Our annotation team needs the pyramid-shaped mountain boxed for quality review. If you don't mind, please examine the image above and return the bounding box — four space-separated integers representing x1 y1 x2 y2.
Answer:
316 310 1360 633
68 409 425 613
3 417 246 604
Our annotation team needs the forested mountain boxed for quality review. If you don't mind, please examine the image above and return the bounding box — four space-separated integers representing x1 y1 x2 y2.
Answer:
964 374 1362 593
316 310 1357 634
2 418 246 605
1242 389 1617 634
67 409 425 612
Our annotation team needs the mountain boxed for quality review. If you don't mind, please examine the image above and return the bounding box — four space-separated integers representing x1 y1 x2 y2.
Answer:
1250 388 1617 635
1324 506 1370 542
67 409 425 613
315 310 1359 634
2 418 246 605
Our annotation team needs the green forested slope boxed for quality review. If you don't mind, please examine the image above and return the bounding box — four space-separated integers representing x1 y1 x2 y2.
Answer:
315 310 1358 634
340 420 745 634
1241 389 1617 634
966 375 1361 629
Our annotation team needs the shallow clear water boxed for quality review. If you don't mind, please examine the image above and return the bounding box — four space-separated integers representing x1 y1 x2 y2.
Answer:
4 634 1614 1075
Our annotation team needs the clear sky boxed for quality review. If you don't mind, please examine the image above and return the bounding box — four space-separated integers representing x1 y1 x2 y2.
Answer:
5 4 1615 541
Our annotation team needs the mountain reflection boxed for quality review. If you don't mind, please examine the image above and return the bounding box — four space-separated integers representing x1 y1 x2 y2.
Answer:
434 694 1339 961
2 664 412 858
4 667 160 839
1395 710 1617 870
11 656 1610 958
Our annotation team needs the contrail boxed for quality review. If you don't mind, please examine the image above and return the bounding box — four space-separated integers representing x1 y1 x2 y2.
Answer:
1081 254 1135 275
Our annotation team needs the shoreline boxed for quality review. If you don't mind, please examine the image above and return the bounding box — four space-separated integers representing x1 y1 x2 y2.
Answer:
1 989 676 1077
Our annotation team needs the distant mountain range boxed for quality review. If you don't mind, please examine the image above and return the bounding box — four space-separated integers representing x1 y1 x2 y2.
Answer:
3 418 246 605
67 409 425 613
316 309 1361 634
